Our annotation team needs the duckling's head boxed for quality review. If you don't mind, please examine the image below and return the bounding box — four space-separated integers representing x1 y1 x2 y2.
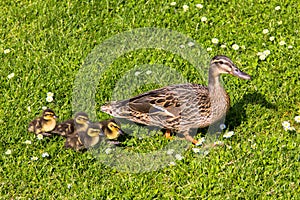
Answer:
42 109 58 121
87 126 102 137
74 112 90 126
103 119 124 140
210 55 251 80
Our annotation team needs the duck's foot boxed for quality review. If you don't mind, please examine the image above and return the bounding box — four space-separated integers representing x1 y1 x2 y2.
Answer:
165 129 172 139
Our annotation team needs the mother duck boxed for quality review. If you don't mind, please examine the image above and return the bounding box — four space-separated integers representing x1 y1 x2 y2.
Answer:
101 55 251 145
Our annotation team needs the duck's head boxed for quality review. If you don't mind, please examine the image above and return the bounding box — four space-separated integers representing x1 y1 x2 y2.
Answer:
101 119 124 140
74 112 90 126
210 55 251 80
42 109 58 121
87 125 102 137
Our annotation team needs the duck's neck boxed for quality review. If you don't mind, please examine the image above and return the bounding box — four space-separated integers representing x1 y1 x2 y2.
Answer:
208 67 223 93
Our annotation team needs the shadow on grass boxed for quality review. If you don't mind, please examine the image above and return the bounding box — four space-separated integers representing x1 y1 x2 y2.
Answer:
226 91 277 128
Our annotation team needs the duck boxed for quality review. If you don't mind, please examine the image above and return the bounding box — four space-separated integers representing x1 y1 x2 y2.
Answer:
52 112 90 137
98 119 125 140
28 108 58 136
101 55 251 145
78 122 104 149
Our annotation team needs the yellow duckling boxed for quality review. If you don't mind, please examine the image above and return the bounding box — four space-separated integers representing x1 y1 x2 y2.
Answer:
28 108 58 136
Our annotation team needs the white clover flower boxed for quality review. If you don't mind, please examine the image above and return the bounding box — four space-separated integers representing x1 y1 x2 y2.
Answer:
27 106 31 112
259 54 266 61
275 6 281 11
37 134 44 140
47 92 54 97
105 148 112 154
257 52 263 56
201 16 207 22
67 184 72 189
183 5 189 12
146 70 152 75
288 45 293 49
42 152 49 157
263 50 270 56
31 156 39 161
46 96 53 103
5 149 12 155
4 49 11 54
7 73 15 79
196 4 203 9
206 47 212 52
169 161 176 166
232 44 239 50
187 41 195 47
170 2 176 6
269 36 275 41
134 71 141 76
24 140 32 145
223 131 235 138
262 29 269 34
166 149 175 155
294 116 300 123
279 41 286 46
211 38 219 44
220 124 226 130
220 44 226 48
175 154 183 161
192 148 201 153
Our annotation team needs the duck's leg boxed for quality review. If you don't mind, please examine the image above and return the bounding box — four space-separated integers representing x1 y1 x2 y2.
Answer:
165 129 172 139
183 131 201 146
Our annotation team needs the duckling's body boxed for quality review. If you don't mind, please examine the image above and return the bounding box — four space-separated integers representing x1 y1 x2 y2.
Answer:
53 112 89 137
28 109 58 136
98 119 124 140
101 55 251 145
78 123 103 148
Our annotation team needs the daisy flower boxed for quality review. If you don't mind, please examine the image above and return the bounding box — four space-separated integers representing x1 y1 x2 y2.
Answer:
67 184 72 189
24 140 32 145
7 73 15 79
263 50 270 56
269 36 275 41
183 5 189 12
262 29 269 34
275 6 280 11
232 44 239 50
295 116 300 123
37 134 44 140
196 4 203 9
170 2 176 6
223 131 234 138
192 148 201 153
201 16 207 22
31 156 39 161
220 44 226 48
279 41 286 46
46 96 53 103
47 92 54 97
175 154 183 161
5 149 12 155
4 49 11 54
288 45 293 49
206 47 212 52
105 148 112 154
42 152 49 157
169 161 176 166
211 38 219 44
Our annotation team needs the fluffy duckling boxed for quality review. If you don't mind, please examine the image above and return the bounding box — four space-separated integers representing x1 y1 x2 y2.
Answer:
78 122 104 149
98 119 124 140
28 108 58 136
52 112 89 137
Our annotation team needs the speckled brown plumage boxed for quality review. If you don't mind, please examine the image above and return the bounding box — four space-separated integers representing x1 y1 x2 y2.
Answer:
101 55 251 145
28 109 58 136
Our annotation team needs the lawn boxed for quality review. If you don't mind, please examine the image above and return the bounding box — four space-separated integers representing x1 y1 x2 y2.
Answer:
1 0 300 199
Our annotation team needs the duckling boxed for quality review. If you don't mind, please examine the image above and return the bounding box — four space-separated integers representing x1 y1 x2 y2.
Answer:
101 55 251 145
28 108 58 136
98 119 124 140
78 122 104 149
52 112 89 137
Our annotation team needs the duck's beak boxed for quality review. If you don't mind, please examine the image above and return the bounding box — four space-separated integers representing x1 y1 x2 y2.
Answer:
232 67 251 80
54 115 58 119
118 129 125 135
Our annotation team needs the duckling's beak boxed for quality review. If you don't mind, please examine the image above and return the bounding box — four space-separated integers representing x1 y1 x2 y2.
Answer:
232 67 251 80
54 115 58 119
118 129 124 135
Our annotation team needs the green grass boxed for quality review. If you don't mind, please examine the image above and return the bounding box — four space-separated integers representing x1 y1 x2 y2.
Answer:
1 0 300 199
